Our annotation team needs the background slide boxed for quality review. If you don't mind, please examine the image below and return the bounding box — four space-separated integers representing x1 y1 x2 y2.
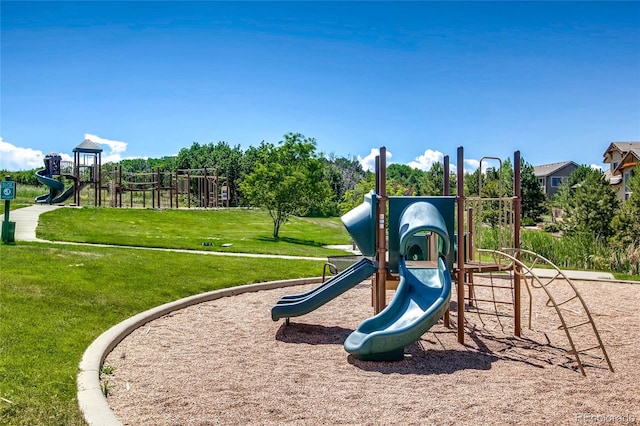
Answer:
271 257 376 321
343 256 451 361
35 169 77 204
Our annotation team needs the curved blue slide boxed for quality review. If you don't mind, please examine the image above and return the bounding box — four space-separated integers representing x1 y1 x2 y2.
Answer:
344 201 452 361
35 169 76 204
271 257 376 321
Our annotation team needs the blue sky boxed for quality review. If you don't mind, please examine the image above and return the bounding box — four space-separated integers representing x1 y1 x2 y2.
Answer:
1 1 639 172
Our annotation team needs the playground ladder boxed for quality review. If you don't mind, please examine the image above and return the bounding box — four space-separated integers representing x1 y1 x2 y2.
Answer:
483 248 614 376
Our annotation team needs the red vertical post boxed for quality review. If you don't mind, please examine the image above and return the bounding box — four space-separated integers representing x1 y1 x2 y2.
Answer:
514 150 522 337
456 146 465 344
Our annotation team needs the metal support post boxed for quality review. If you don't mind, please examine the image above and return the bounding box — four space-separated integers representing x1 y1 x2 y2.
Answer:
456 147 465 343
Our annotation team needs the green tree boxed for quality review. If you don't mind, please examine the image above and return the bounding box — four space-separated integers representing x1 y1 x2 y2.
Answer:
239 133 332 237
611 166 639 245
520 159 547 223
558 167 619 239
338 172 375 215
176 141 243 205
387 164 424 195
113 157 176 173
318 154 365 217
1 168 40 186
418 161 455 196
480 167 502 227
465 168 483 197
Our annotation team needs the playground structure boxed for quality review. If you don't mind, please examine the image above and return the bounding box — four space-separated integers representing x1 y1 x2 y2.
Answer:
272 146 613 374
35 140 231 208
36 139 103 206
107 166 230 209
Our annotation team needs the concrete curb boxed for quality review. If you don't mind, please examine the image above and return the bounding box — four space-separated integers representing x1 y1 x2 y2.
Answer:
77 277 322 426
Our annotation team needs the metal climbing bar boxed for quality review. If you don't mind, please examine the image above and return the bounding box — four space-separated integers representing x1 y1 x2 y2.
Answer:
488 248 614 375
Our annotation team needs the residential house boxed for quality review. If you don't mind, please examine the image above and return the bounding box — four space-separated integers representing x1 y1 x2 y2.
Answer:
603 141 639 201
533 161 579 199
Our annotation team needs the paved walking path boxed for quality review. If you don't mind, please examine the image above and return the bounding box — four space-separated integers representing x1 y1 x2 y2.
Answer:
0 204 61 242
1 205 617 279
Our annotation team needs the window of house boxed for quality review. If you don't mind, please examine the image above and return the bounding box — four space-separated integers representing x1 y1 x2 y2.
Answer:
624 171 633 200
625 171 630 192
613 161 619 170
551 176 565 187
538 177 546 190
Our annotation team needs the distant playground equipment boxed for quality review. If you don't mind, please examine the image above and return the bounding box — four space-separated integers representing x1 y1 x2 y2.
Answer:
36 139 103 205
272 146 613 374
107 166 230 209
35 139 232 208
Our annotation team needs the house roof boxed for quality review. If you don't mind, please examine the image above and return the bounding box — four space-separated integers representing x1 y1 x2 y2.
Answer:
604 169 623 185
613 149 639 175
603 141 640 163
73 139 104 153
533 161 578 177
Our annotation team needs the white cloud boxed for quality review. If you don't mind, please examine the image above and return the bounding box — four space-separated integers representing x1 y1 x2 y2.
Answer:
590 164 603 171
0 137 46 171
404 149 485 175
357 148 393 172
0 134 129 171
464 159 480 172
445 158 492 175
408 149 444 171
84 133 128 163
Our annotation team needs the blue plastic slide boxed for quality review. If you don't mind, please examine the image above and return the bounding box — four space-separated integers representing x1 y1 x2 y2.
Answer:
271 257 376 321
344 256 451 360
35 169 76 204
344 201 452 360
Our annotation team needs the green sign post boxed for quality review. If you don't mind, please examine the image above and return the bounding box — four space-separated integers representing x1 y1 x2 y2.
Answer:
2 177 16 243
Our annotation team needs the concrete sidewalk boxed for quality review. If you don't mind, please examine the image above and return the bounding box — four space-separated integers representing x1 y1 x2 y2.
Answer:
0 204 61 242
530 268 615 281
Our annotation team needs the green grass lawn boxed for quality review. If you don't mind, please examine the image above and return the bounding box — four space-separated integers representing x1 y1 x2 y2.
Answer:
0 243 324 425
37 207 352 257
1 206 348 425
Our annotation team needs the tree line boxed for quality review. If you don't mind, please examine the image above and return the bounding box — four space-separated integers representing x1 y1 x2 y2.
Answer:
140 132 548 237
3 133 636 250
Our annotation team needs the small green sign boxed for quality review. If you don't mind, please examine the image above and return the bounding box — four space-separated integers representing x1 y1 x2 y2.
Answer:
1 181 16 200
